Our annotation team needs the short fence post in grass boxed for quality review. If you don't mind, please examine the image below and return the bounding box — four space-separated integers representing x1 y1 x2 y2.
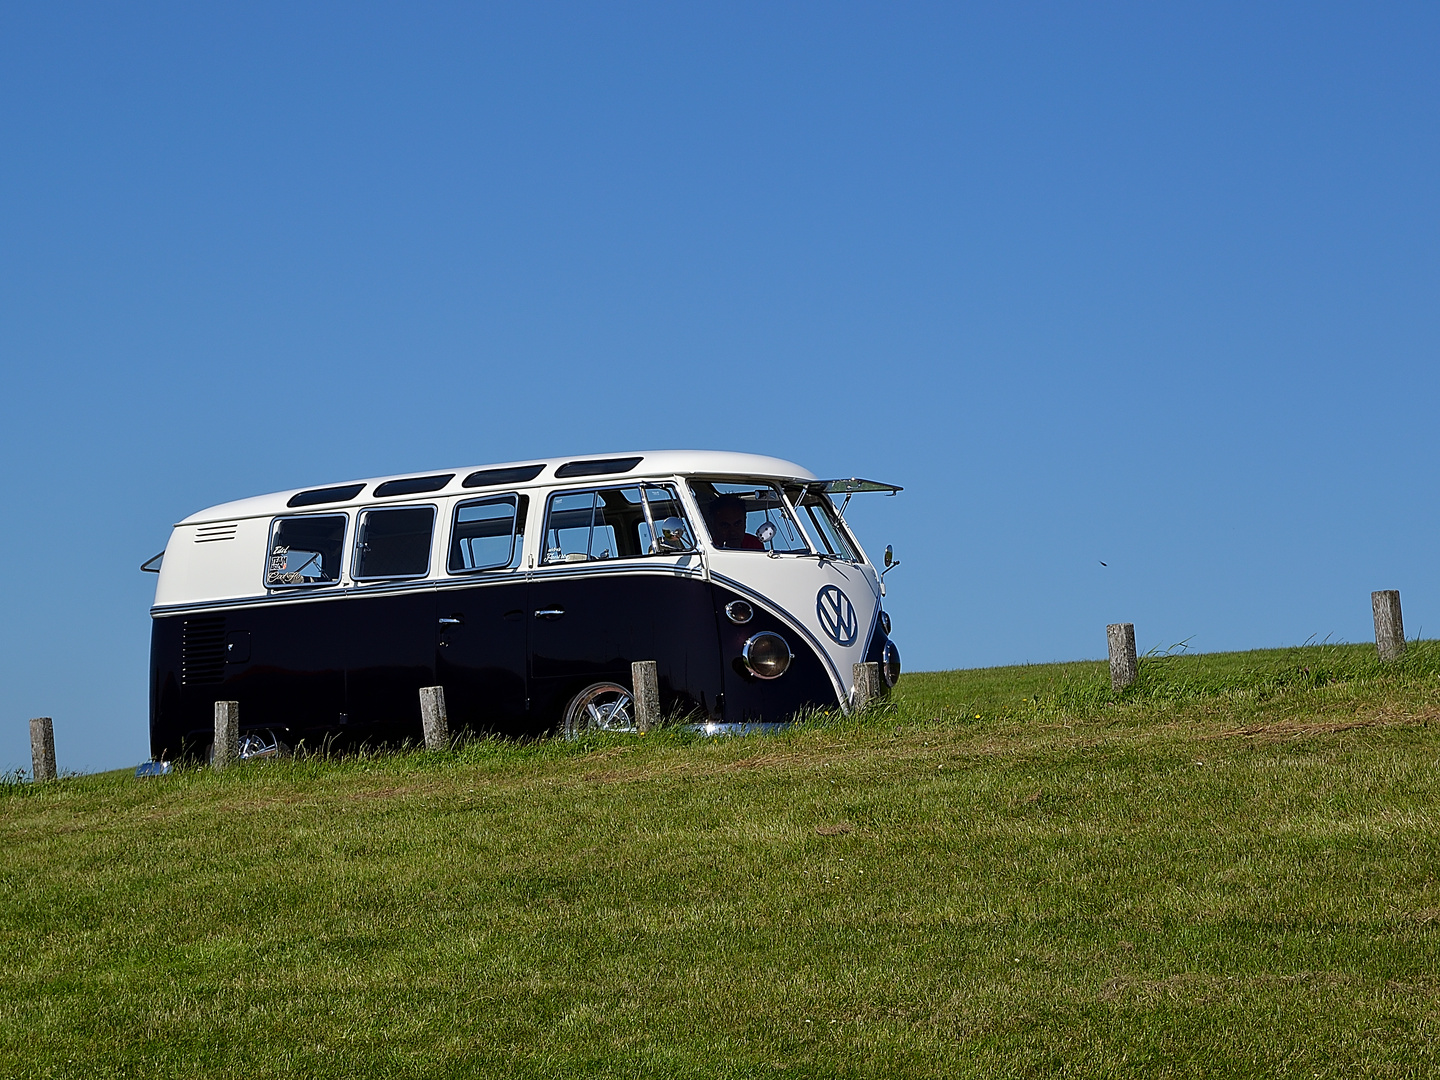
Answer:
212 701 239 770
631 661 659 734
29 717 56 783
1372 590 1406 662
1107 623 1138 691
853 662 882 711
419 686 450 750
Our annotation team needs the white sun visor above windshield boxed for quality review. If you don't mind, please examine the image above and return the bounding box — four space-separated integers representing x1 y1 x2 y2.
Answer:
812 478 903 495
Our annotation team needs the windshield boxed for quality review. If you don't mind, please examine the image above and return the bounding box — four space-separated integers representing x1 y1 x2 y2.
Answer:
791 486 859 561
688 480 811 554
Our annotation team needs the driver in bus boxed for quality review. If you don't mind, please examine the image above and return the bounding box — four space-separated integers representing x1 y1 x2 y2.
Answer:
706 495 766 551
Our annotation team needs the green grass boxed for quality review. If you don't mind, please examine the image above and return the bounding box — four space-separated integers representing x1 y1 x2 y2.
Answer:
5 642 1440 1078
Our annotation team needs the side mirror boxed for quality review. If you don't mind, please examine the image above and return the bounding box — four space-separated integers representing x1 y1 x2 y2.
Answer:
881 545 900 578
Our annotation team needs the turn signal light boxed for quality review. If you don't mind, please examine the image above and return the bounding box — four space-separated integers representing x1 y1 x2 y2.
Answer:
725 600 754 624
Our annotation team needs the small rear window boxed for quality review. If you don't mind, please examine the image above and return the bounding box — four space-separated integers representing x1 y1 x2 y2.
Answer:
267 515 347 587
287 484 364 508
462 464 546 488
374 474 454 498
554 456 643 479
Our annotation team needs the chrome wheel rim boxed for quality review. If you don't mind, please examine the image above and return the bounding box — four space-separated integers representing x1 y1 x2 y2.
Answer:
564 683 637 736
237 730 285 760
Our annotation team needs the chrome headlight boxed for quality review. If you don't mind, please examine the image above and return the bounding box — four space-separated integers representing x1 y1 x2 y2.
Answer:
882 640 901 687
741 632 791 679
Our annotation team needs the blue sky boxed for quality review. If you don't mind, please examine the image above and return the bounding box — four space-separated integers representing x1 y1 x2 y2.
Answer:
2 3 1437 774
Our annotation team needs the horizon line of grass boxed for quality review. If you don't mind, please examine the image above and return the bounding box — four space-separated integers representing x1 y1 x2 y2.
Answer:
5 638 1436 790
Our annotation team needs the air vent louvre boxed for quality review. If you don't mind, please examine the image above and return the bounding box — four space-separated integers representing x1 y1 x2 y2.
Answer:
195 523 238 543
182 616 227 686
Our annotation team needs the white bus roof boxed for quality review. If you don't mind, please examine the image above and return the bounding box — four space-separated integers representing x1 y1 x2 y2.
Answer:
178 450 819 526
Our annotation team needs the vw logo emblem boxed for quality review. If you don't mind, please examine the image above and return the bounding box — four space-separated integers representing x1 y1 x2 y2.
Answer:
816 585 859 646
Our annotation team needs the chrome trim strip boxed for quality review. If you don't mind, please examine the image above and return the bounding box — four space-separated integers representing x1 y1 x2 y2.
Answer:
153 592 358 617
529 562 705 583
152 564 702 616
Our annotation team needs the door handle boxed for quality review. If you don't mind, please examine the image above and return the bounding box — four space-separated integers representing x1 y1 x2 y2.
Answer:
533 609 565 620
438 616 464 626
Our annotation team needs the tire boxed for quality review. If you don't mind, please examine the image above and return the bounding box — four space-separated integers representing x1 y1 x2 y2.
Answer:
562 681 637 738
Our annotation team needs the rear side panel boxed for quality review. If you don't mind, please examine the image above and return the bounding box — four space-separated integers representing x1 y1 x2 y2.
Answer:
150 598 351 759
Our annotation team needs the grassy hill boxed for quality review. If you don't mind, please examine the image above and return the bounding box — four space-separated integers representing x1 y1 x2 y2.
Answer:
4 643 1440 1078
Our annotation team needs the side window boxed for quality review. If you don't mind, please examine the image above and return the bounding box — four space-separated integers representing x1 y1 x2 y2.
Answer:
542 485 695 564
449 495 526 573
267 514 346 587
544 489 622 563
354 506 435 580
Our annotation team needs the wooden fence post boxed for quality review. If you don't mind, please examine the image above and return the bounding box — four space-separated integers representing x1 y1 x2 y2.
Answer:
419 686 450 749
853 662 882 711
1372 590 1405 662
631 661 659 734
212 701 239 770
29 717 56 783
1107 623 1138 691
